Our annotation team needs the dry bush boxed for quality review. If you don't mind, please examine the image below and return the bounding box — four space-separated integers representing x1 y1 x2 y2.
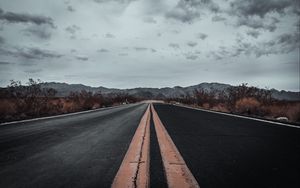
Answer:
286 103 300 122
202 103 210 109
235 97 261 114
61 100 79 113
0 99 17 117
266 103 300 122
211 103 229 113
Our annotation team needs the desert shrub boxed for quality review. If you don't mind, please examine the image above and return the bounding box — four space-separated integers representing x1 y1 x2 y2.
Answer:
235 97 260 115
211 103 229 113
265 102 300 122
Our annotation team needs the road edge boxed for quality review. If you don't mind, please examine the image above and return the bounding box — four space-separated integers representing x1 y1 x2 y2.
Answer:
173 103 300 129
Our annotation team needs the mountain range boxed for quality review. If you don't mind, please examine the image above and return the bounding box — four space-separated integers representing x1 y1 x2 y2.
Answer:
40 82 300 101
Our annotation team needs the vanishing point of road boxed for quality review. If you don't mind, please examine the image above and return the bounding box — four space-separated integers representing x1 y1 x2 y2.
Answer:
0 102 299 188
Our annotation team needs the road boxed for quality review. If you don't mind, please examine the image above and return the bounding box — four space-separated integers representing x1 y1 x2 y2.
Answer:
0 102 299 188
0 103 148 188
154 103 300 188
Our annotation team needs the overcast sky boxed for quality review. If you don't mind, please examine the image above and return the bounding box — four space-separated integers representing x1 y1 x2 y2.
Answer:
0 0 299 91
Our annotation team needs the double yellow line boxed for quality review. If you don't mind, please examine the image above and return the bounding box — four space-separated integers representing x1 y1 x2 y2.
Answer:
112 104 200 188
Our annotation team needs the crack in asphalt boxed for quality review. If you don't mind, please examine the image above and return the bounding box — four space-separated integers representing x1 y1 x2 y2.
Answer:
132 109 150 188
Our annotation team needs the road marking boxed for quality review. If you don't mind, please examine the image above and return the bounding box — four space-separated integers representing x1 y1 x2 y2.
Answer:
0 104 132 126
174 104 300 129
112 105 150 188
151 104 200 188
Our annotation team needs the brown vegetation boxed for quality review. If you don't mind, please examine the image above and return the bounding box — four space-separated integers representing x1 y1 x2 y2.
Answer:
0 79 139 123
165 83 300 123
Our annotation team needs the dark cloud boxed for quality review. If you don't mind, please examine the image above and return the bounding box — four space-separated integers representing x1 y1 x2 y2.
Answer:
65 24 80 35
256 32 300 56
0 8 55 28
1 47 63 60
0 61 12 65
210 32 299 59
15 47 63 59
229 0 297 18
246 30 260 38
23 25 52 39
211 15 226 22
228 0 299 32
187 41 198 47
165 5 200 23
165 0 220 23
169 43 180 49
105 33 115 38
151 48 157 53
76 56 89 61
196 33 208 40
67 5 75 12
236 16 279 32
97 48 109 52
0 36 5 44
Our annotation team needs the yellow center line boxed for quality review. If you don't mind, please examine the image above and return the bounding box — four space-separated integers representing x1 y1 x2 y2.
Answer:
111 104 150 188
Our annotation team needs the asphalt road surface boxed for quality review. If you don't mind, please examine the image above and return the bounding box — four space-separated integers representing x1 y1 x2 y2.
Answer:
1 102 299 188
0 103 148 188
154 103 300 188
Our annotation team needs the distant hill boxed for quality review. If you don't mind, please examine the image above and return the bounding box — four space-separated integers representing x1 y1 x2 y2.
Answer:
40 82 300 101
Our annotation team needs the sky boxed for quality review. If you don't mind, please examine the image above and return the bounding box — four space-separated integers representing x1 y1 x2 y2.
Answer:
0 0 299 91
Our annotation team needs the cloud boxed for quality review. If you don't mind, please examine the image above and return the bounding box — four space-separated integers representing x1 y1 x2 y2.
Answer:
171 29 180 34
24 69 42 74
0 8 55 28
65 24 80 35
184 53 198 60
133 47 148 51
0 36 5 44
23 25 52 39
67 5 75 12
229 0 296 18
1 47 63 60
196 33 208 40
15 47 63 59
0 61 12 65
256 32 300 56
97 48 109 52
165 0 220 23
169 43 180 49
187 41 198 47
228 0 299 32
209 32 299 59
76 56 89 61
105 33 115 38
246 30 260 38
165 6 200 23
143 17 157 24
236 16 279 32
151 48 157 53
211 15 226 22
